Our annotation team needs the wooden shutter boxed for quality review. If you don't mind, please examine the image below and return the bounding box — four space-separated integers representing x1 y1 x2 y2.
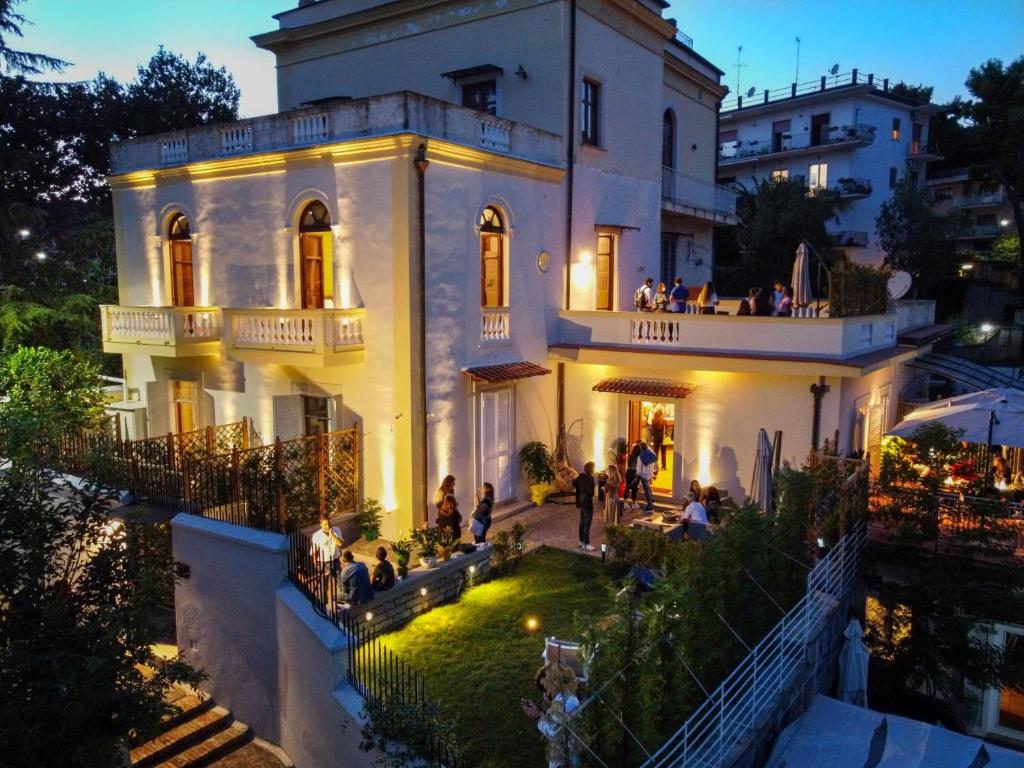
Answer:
867 404 884 475
273 395 304 440
145 381 170 438
480 233 503 307
596 235 614 311
171 242 194 307
300 234 324 309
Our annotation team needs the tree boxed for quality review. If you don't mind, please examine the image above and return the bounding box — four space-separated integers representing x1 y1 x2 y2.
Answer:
0 0 67 75
889 82 933 105
989 233 1021 264
876 179 962 296
716 176 842 293
962 57 1024 273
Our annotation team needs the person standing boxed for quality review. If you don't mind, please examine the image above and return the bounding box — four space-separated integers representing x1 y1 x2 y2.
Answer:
310 515 345 578
433 474 456 518
603 462 621 526
653 282 669 312
697 281 719 314
771 279 785 313
436 495 462 542
471 482 495 544
636 442 658 512
773 285 793 317
633 277 654 312
573 461 597 551
624 440 643 510
651 405 667 471
668 276 688 313
339 550 374 606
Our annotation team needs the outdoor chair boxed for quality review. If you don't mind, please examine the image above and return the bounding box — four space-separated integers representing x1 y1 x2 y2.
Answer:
542 637 588 684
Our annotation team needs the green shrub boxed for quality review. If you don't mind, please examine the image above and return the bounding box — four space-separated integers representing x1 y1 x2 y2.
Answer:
490 522 526 574
518 441 555 484
829 261 890 317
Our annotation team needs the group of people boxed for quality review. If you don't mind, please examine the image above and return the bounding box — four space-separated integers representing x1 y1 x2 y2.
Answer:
310 515 396 608
634 277 719 315
680 479 723 528
737 279 796 317
433 474 495 544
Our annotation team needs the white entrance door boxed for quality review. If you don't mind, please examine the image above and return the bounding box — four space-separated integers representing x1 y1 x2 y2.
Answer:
479 388 514 502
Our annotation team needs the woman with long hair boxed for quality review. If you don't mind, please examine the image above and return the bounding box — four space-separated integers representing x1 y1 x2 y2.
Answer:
471 482 495 544
433 474 456 519
436 494 462 542
697 281 719 314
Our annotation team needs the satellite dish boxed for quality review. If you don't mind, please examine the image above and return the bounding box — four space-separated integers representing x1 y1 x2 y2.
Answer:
746 87 756 97
887 270 912 300
829 64 839 76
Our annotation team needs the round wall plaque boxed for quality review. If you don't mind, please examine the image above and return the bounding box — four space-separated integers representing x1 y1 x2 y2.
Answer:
537 250 551 274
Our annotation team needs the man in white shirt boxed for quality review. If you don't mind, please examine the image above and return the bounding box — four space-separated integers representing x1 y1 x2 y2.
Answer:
683 498 708 525
634 277 654 312
311 515 345 576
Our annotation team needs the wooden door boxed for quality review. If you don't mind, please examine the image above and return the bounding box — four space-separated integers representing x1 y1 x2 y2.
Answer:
171 380 197 434
479 388 514 502
170 241 194 306
480 233 503 307
300 234 325 309
596 234 614 310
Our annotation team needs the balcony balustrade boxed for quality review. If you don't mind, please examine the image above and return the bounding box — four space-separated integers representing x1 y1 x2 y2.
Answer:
100 305 222 357
223 307 365 367
835 177 872 197
480 307 510 343
953 191 1004 209
661 167 738 222
719 123 876 164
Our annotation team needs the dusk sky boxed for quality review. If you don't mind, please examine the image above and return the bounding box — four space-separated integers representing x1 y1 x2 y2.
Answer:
18 0 1024 117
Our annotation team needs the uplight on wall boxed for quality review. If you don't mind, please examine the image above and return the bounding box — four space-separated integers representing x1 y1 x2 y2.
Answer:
569 250 595 310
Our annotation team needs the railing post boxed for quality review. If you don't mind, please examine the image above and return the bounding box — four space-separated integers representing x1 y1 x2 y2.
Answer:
206 425 215 454
242 416 251 449
275 437 286 532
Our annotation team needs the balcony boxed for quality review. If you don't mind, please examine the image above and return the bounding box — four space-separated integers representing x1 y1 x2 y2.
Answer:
100 306 222 357
956 224 1003 239
835 177 872 198
557 309 898 362
661 168 738 224
223 308 365 367
110 91 563 175
907 141 943 161
834 230 869 248
480 307 510 344
719 124 876 166
953 191 1004 209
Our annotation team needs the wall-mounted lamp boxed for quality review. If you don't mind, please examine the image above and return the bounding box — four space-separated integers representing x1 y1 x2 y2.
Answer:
515 65 528 80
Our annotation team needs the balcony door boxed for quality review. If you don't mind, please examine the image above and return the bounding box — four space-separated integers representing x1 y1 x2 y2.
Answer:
478 387 514 503
596 233 616 311
168 213 194 307
811 113 830 146
299 201 332 309
479 206 505 308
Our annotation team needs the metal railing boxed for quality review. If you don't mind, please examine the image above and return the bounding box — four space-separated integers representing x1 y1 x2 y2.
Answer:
719 124 876 163
642 523 867 768
661 167 738 218
953 191 1004 209
721 69 893 112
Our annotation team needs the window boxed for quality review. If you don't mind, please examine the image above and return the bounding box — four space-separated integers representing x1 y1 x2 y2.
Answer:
302 395 331 436
462 80 497 115
581 78 600 146
889 168 898 189
810 113 830 146
977 213 997 226
771 119 791 152
660 233 677 285
595 233 616 310
719 130 738 158
911 122 923 154
771 169 789 181
808 163 828 194
168 213 194 307
908 170 919 189
298 201 332 309
662 109 675 169
891 117 901 140
479 206 505 307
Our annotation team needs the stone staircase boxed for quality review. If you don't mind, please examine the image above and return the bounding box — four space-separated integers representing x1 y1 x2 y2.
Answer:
129 692 255 768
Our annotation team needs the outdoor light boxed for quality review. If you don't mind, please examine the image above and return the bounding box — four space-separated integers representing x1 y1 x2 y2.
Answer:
601 542 608 564
525 616 539 631
816 538 826 549
1000 219 1010 227
364 611 374 621
960 263 974 270
34 251 47 261
420 587 428 597
17 228 30 239
981 323 994 333
468 564 476 574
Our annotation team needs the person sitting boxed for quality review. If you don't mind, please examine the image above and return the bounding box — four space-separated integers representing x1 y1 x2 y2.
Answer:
773 286 793 317
754 287 773 316
371 546 396 592
683 497 708 540
697 281 719 314
436 495 463 542
688 479 702 504
339 550 374 606
737 287 758 316
701 486 722 525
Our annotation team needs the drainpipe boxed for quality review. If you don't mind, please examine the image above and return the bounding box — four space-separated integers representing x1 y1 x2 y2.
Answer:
810 376 831 450
557 0 577 456
414 144 430 522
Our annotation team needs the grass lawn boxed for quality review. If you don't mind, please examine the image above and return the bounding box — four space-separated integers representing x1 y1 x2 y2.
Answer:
380 547 614 767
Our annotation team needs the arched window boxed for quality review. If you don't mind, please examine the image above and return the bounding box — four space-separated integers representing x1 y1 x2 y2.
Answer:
662 109 676 169
298 201 332 309
479 206 505 308
168 213 194 306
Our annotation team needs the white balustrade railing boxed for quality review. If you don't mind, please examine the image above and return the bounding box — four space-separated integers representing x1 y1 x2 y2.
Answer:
481 307 510 342
332 313 364 349
292 112 330 145
160 138 188 165
226 308 365 356
102 306 221 345
480 120 511 153
222 126 253 155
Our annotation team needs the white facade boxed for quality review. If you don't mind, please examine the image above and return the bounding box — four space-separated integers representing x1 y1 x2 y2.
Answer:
103 1 931 539
718 73 940 266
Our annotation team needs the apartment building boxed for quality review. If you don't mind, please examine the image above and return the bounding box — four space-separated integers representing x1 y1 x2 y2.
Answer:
102 0 934 540
718 71 940 265
927 167 1016 256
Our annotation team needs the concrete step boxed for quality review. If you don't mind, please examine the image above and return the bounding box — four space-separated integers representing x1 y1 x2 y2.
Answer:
131 705 231 767
161 693 214 731
153 721 251 768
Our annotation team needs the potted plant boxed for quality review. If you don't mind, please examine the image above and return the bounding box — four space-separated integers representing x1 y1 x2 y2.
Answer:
357 497 383 541
411 524 440 568
519 441 555 506
608 437 629 471
391 538 414 579
435 530 458 562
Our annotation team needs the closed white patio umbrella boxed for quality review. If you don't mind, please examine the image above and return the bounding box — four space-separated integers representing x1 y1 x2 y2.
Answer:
791 241 814 309
749 428 774 514
838 618 869 707
887 387 1024 449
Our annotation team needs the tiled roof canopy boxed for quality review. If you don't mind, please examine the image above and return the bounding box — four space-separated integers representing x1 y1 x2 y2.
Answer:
592 378 694 399
463 361 551 384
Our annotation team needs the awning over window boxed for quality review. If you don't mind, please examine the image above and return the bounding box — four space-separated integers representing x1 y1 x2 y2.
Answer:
441 64 504 81
592 378 694 399
464 361 551 384
719 129 738 143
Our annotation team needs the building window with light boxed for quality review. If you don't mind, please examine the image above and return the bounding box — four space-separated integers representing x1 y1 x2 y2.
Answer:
303 395 331 436
891 117 901 140
581 78 601 146
808 163 828 195
298 201 333 309
479 206 505 308
771 169 789 181
168 213 194 307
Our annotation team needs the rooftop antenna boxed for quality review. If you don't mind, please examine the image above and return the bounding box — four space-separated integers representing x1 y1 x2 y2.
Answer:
734 46 748 98
795 36 801 82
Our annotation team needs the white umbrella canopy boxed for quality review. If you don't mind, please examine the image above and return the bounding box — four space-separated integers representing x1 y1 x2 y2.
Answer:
887 388 1024 448
791 242 814 308
749 428 774 514
838 618 869 707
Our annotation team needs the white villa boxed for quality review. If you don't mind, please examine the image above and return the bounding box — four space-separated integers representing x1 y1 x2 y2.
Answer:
717 72 941 265
102 0 939 540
